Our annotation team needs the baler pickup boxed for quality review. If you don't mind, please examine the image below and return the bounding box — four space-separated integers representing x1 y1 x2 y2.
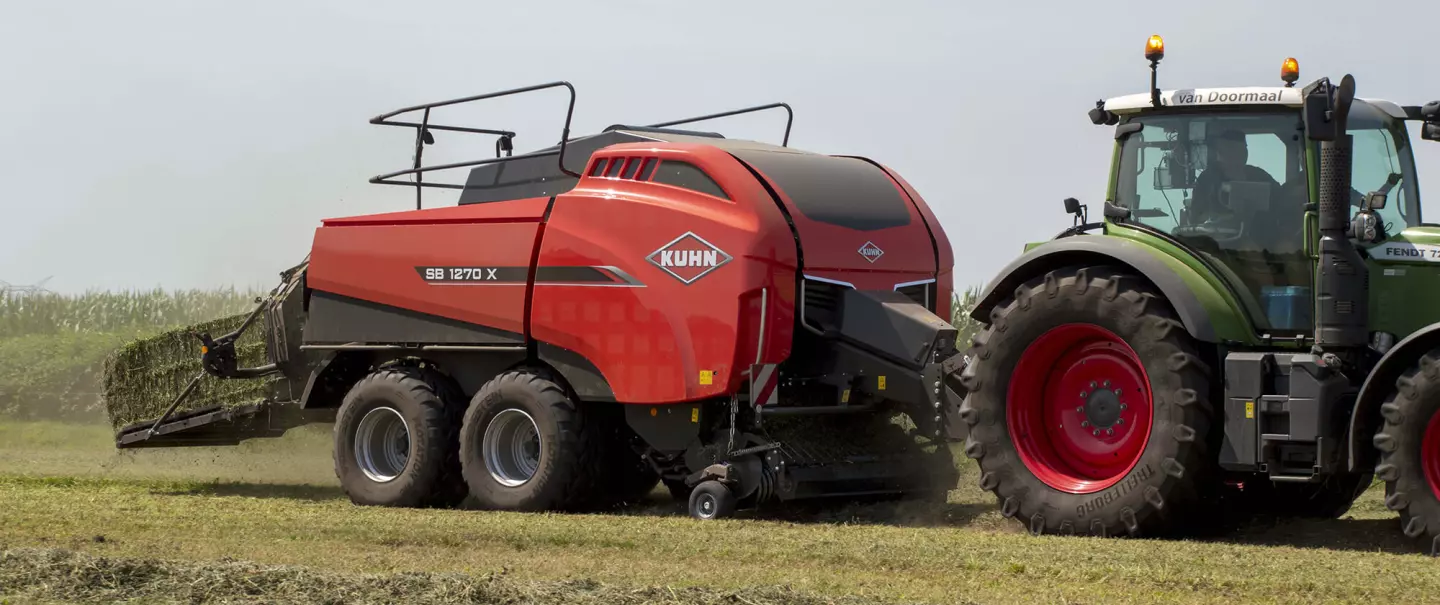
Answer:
104 260 323 449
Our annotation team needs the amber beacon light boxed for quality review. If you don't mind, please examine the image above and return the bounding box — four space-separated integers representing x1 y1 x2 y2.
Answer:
1145 35 1165 62
1282 57 1300 87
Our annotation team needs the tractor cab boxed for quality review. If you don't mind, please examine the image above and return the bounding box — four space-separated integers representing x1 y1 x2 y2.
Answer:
1090 39 1432 339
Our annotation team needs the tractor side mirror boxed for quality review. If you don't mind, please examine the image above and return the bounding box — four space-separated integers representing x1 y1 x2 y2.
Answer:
1365 191 1388 210
1425 122 1440 142
1304 90 1336 142
1063 197 1088 224
1303 76 1356 142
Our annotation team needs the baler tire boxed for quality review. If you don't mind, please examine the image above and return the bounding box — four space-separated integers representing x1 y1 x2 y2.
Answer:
332 366 467 509
688 480 737 520
959 265 1221 538
459 370 605 512
1373 347 1440 555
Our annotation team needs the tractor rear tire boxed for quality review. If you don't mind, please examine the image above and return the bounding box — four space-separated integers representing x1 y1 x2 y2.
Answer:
459 369 605 512
332 366 468 508
1373 348 1440 554
959 266 1222 538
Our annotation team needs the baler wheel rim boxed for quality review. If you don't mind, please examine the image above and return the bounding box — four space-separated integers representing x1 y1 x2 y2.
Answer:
483 408 542 487
354 406 412 483
1006 322 1154 495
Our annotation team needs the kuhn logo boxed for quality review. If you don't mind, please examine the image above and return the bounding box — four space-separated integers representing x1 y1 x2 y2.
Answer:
646 232 733 284
858 241 884 263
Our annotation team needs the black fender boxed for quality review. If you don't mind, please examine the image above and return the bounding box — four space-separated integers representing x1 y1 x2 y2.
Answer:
969 236 1217 343
1347 322 1440 472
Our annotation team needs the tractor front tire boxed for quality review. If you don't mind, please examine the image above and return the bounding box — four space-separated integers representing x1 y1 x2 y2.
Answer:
960 266 1221 538
1373 348 1440 554
332 366 467 508
459 370 604 512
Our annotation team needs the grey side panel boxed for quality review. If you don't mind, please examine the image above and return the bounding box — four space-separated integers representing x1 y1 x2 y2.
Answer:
537 342 617 403
970 236 1217 343
1347 322 1440 471
303 290 524 346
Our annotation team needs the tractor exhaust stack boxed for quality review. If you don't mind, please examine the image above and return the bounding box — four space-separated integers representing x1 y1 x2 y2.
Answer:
1306 74 1369 350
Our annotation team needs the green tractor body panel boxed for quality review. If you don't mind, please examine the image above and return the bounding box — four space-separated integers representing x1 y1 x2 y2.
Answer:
1364 226 1440 339
1102 224 1261 345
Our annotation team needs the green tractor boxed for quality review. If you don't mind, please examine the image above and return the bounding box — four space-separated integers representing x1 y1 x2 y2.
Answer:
957 35 1440 549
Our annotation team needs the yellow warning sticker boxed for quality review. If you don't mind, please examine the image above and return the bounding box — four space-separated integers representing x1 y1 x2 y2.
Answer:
1245 401 1255 419
841 389 851 403
691 407 699 423
699 370 713 385
878 376 887 390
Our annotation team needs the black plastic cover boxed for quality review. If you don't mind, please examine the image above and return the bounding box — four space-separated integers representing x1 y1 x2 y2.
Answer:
837 289 957 371
726 149 914 232
1221 352 1268 471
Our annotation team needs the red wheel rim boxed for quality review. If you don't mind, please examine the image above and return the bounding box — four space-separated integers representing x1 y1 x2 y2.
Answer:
1422 409 1440 501
1006 323 1154 494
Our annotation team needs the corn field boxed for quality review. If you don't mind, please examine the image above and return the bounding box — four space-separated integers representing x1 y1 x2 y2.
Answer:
951 285 983 349
0 289 262 339
0 288 263 422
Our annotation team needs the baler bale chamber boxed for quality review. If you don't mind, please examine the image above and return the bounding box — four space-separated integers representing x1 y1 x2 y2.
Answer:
106 259 333 448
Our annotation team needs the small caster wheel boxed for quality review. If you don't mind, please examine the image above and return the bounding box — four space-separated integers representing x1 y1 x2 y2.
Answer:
688 480 736 520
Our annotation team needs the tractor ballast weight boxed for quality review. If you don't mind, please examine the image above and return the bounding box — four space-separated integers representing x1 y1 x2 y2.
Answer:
108 82 968 520
962 37 1440 552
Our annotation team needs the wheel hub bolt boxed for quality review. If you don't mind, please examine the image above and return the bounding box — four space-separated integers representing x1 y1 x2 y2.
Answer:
1092 429 1101 436
1120 404 1127 411
1081 421 1089 427
1080 391 1088 398
1103 380 1111 388
1089 381 1098 389
1117 418 1125 425
1106 428 1114 436
1076 406 1084 413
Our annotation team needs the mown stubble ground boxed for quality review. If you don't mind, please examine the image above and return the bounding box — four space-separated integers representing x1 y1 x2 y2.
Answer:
0 420 1436 605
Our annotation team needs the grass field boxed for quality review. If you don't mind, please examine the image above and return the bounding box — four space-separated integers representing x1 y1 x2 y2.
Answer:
2 419 1439 605
5 286 1440 604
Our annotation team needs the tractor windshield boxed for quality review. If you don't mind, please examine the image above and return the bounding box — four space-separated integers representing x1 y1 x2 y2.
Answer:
1113 104 1420 333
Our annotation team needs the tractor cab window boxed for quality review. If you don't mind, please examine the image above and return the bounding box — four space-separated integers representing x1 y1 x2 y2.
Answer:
1347 102 1422 232
1114 111 1312 332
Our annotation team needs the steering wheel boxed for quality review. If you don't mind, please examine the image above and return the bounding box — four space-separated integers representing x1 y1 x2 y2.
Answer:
1173 213 1246 244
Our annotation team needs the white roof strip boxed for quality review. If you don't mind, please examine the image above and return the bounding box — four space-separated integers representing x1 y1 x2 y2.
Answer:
1103 86 1406 118
1104 87 1303 112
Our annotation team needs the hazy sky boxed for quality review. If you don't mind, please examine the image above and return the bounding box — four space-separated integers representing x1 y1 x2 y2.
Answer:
2 0 1435 294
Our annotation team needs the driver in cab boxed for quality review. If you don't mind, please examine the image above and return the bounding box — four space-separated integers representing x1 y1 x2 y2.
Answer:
1190 129 1278 220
